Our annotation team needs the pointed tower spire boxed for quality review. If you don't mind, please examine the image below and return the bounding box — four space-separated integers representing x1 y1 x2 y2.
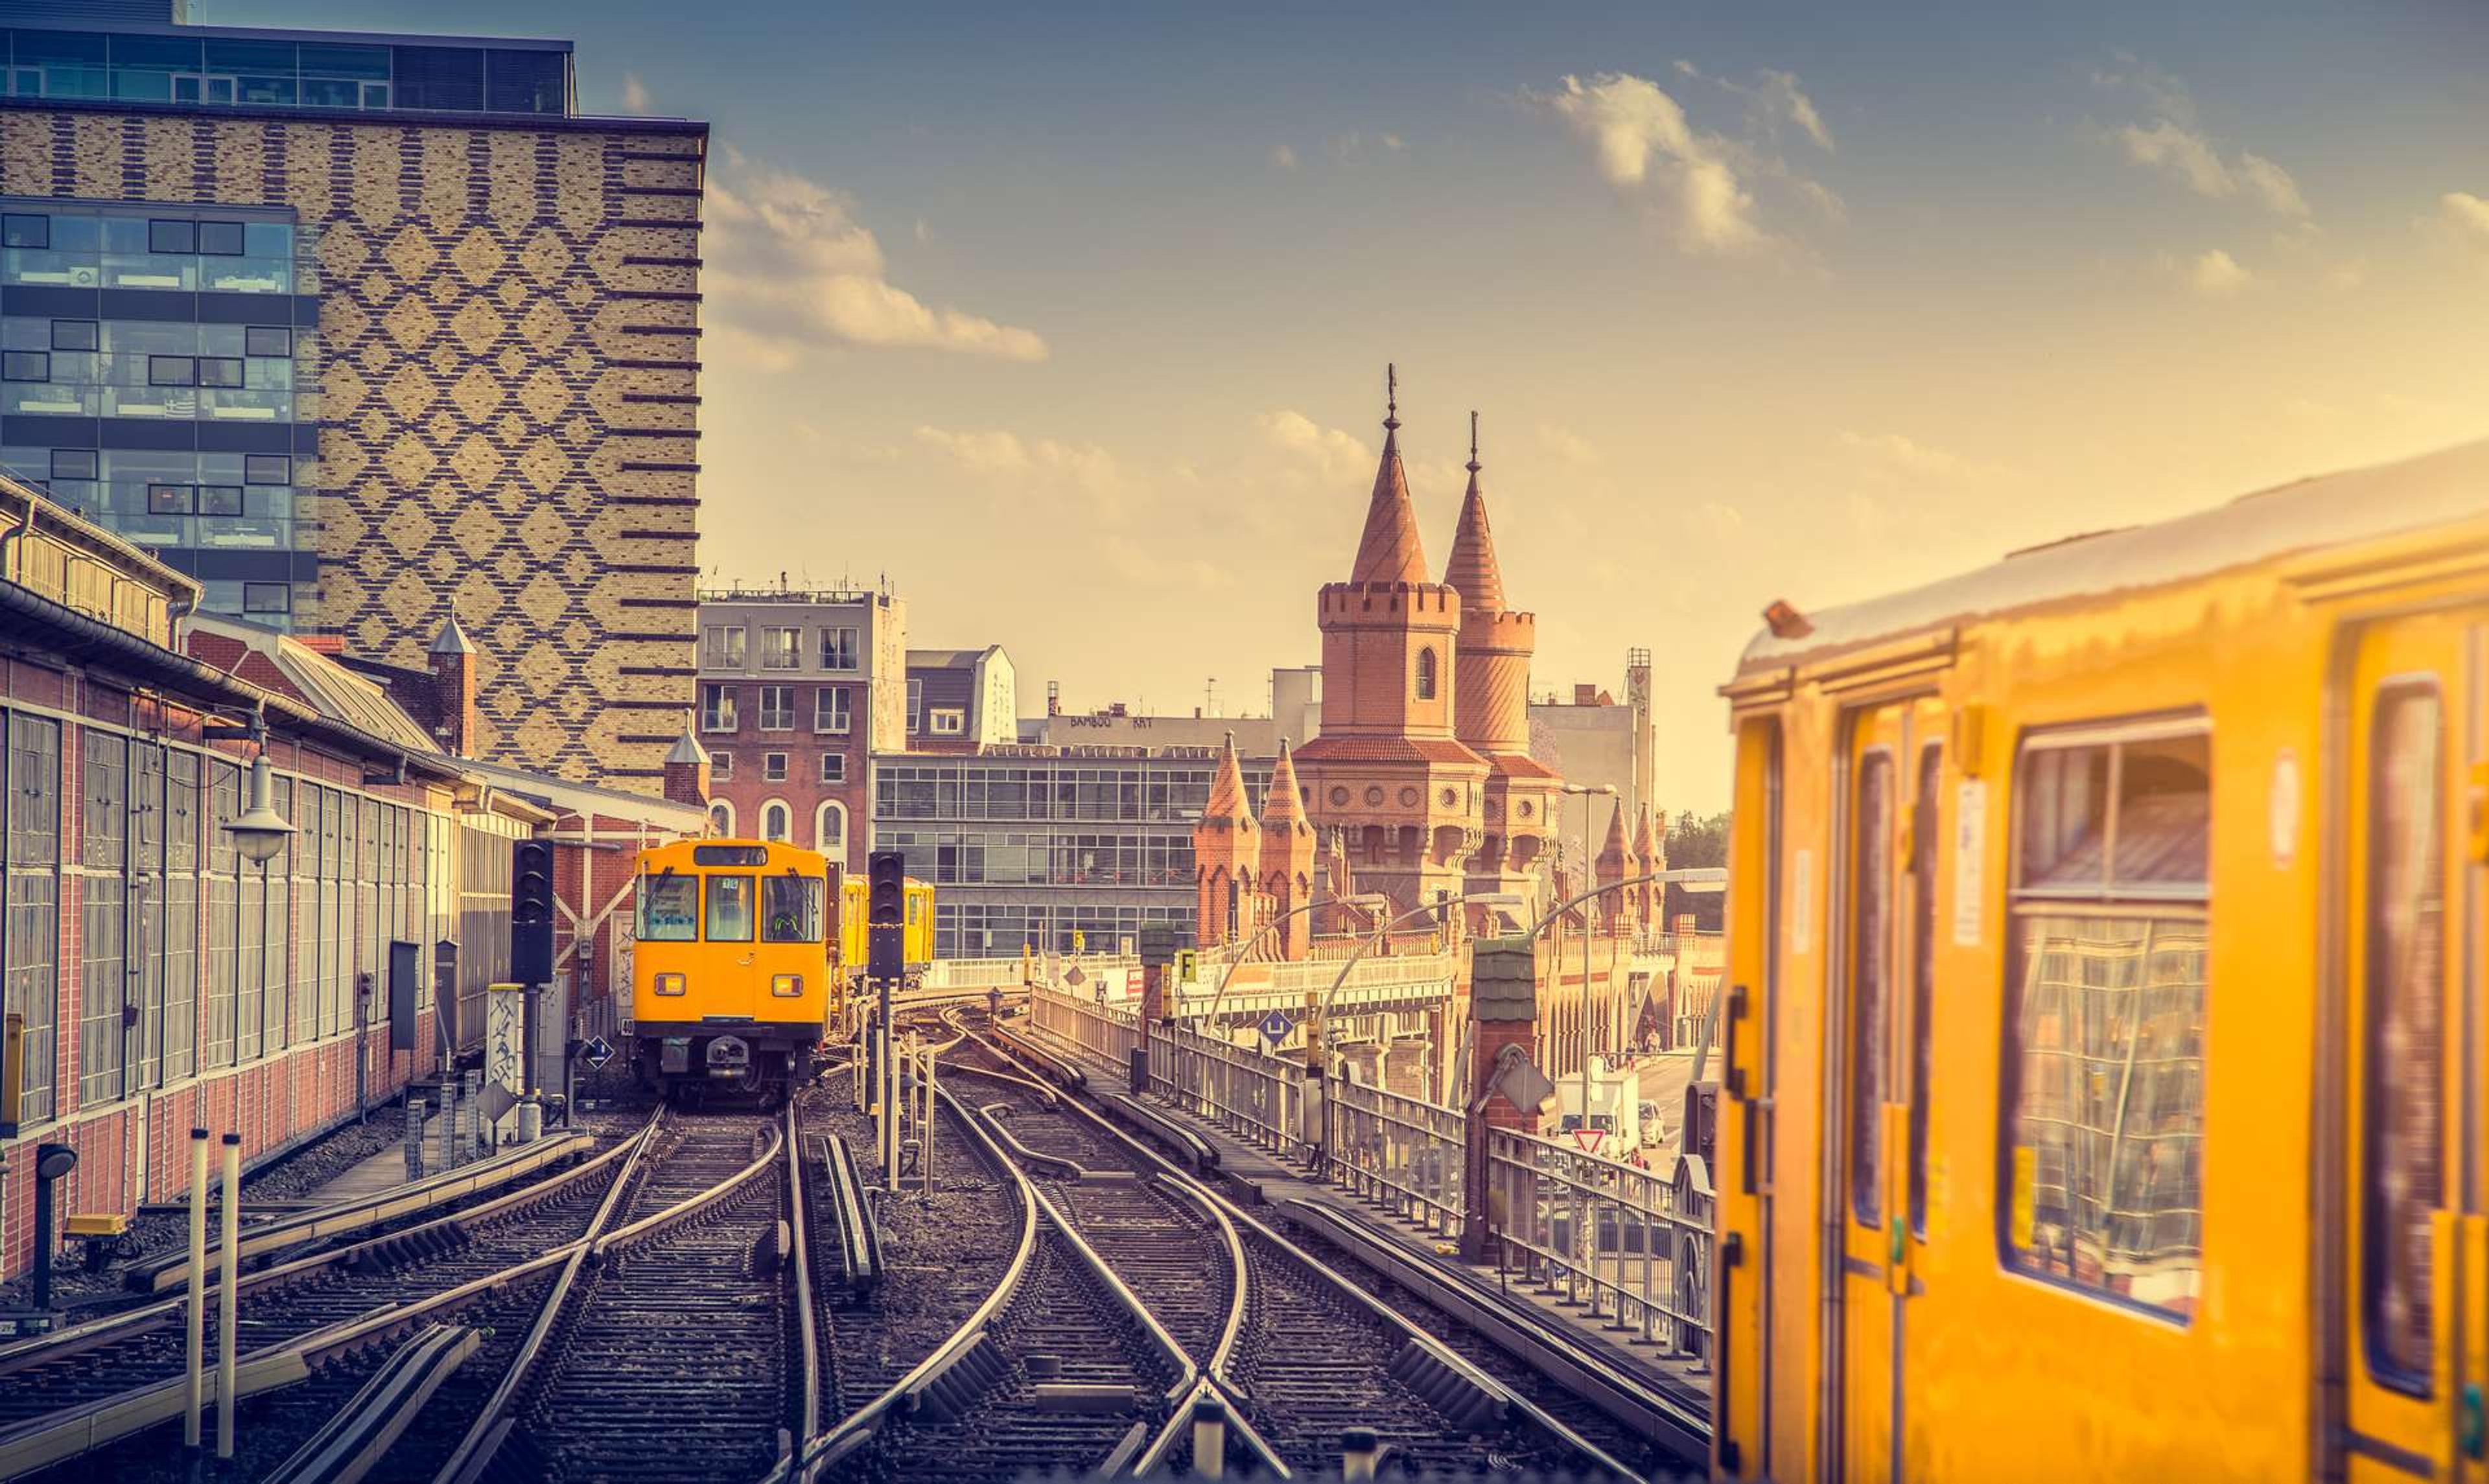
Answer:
1259 739 1308 830
1348 363 1429 586
1443 410 1506 612
1200 730 1256 828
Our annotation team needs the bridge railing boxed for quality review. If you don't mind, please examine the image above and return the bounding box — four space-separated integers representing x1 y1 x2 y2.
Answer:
1145 1017 1305 1161
1326 1077 1464 1239
1027 982 1142 1069
1486 1126 1713 1357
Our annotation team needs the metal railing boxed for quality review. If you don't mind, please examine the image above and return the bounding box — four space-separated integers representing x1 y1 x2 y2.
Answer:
1484 1127 1714 1358
1027 982 1142 1069
1147 1018 1305 1162
1326 1077 1464 1238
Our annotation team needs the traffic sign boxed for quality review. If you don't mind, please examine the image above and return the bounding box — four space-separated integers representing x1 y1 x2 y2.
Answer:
1259 1010 1292 1043
1572 1127 1606 1154
580 1036 614 1071
1175 949 1198 984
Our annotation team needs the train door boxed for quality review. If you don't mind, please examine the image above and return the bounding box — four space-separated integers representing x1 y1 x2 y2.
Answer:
1832 697 1941 1482
2339 611 2484 1483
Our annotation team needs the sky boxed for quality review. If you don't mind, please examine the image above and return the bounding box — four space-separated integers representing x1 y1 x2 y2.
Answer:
222 0 2489 808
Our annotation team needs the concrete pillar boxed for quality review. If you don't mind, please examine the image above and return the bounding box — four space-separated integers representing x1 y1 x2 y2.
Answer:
1463 936 1544 1261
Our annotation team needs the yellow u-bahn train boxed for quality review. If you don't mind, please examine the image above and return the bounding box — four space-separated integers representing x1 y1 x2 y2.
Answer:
629 839 933 1098
1712 438 2489 1481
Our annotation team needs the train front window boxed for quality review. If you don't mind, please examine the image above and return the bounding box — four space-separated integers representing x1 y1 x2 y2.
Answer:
639 874 696 942
2001 717 2210 1320
705 874 755 942
763 875 824 943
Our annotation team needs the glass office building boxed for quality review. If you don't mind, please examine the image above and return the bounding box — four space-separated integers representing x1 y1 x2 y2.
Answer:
2 198 318 623
0 25 572 115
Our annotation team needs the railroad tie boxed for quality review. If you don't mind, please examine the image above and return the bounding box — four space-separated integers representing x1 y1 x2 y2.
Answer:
1385 1339 1506 1433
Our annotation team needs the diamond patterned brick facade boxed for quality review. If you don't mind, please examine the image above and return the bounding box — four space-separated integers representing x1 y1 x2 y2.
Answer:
0 104 708 794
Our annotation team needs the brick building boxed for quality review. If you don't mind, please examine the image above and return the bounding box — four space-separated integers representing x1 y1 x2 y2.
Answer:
694 583 906 869
0 9 708 793
0 472 699 1281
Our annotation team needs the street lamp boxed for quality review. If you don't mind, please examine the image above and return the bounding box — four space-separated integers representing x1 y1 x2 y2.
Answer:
1309 888 1528 1067
1515 864 1731 1125
1560 783 1616 1143
1202 892 1391 1028
221 710 296 866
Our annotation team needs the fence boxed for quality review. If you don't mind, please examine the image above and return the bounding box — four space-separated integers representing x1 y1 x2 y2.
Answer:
1146 1017 1305 1161
1028 982 1142 1069
1486 1126 1713 1357
1327 1076 1464 1239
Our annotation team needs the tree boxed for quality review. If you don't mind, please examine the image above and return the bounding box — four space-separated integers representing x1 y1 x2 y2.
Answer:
1662 809 1731 930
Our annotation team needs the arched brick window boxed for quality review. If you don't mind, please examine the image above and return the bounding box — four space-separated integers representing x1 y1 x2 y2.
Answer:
1416 647 1438 701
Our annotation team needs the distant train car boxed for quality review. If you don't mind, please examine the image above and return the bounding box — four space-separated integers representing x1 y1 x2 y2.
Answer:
837 873 935 980
631 837 832 1098
1711 440 2489 1481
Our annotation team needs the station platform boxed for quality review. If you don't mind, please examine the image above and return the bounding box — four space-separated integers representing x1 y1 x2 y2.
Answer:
1025 1047 1714 1436
302 1105 432 1204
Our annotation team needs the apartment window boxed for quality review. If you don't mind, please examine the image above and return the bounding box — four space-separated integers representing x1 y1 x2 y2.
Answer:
703 625 747 669
699 683 737 732
815 800 846 853
907 678 923 733
196 220 245 256
815 687 852 734
3 213 48 249
2002 717 2210 1320
244 454 290 485
931 708 966 736
760 627 801 670
820 625 858 671
147 354 194 387
3 351 48 381
50 449 96 480
820 753 846 785
51 319 97 352
244 325 291 358
198 485 243 516
759 803 790 843
243 583 290 614
759 685 795 731
764 752 788 782
197 356 244 389
707 801 734 837
148 483 194 514
148 219 196 255
710 750 732 782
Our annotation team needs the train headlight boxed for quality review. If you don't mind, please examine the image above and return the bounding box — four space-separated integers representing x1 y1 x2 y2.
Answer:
771 973 804 997
653 972 686 996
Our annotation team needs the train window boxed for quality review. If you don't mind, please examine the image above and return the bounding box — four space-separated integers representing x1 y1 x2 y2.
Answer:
762 875 824 943
692 844 767 866
1849 749 1895 1229
638 874 697 942
2002 717 2210 1319
1908 743 1940 1236
2363 683 2444 1391
705 874 755 942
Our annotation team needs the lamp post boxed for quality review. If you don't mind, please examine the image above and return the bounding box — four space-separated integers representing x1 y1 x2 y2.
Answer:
1561 783 1615 1144
1310 889 1527 1068
1202 892 1390 1030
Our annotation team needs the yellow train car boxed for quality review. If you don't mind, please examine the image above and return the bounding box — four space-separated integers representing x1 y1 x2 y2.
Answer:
631 837 832 1098
1712 439 2489 1481
837 874 935 979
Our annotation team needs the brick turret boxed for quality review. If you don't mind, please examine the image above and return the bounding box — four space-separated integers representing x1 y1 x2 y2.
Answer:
1257 739 1318 959
1192 732 1263 945
428 613 480 758
1443 414 1560 903
1294 367 1489 920
1596 799 1638 935
1631 803 1664 931
662 717 712 812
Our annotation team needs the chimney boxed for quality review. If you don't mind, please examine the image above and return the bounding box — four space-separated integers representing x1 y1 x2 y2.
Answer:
1573 682 1597 706
663 719 713 812
428 614 480 757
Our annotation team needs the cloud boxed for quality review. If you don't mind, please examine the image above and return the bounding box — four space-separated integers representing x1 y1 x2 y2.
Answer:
1757 69 1833 151
2099 65 2309 220
911 425 1132 514
2438 192 2489 257
1834 430 2013 481
620 73 653 115
1324 132 1408 164
1536 423 1599 467
705 153 1047 363
1257 410 1375 484
1532 72 1768 254
2177 247 2252 295
1270 143 1298 170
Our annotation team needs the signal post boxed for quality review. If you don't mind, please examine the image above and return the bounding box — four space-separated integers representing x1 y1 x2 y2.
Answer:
867 850 906 1191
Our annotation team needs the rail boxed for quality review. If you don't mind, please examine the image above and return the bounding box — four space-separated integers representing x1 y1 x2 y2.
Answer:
1326 1078 1465 1240
1485 1127 1714 1358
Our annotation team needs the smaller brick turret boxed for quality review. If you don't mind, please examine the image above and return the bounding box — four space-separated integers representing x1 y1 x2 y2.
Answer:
1631 803 1664 932
1257 739 1318 959
1192 732 1263 946
428 613 480 758
1596 800 1637 934
662 717 712 812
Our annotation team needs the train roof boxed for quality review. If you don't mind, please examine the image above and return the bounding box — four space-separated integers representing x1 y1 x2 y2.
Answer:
1734 435 2489 677
638 837 828 866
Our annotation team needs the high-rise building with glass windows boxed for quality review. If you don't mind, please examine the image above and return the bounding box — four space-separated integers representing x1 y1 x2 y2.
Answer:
0 7 707 794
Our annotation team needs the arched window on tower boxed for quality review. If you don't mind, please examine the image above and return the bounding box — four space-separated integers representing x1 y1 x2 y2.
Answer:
1416 647 1438 701
760 800 791 842
708 801 734 837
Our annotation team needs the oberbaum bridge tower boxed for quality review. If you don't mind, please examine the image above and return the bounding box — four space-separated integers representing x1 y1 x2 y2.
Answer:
1195 370 1570 957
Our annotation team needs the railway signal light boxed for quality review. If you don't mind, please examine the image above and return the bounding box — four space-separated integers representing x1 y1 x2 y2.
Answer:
511 839 555 985
867 850 904 986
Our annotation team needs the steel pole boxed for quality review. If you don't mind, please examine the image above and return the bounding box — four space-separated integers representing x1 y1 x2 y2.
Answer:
184 1127 207 1452
877 979 897 1192
216 1132 240 1459
1580 790 1593 1144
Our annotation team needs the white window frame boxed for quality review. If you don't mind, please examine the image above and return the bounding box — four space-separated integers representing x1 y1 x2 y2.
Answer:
759 798 792 843
764 751 788 782
907 678 923 734
710 750 732 782
931 708 966 736
821 625 859 671
758 684 795 732
815 800 848 861
819 752 846 784
815 686 852 735
707 800 735 837
760 626 801 671
703 624 747 670
699 683 737 733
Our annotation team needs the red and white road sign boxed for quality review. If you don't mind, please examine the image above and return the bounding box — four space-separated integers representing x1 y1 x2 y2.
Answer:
1572 1128 1605 1154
